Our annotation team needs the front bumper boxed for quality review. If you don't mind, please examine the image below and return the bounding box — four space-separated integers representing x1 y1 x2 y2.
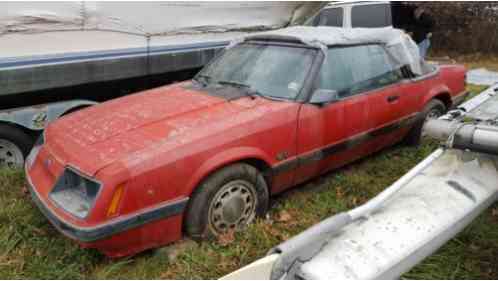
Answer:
26 171 189 243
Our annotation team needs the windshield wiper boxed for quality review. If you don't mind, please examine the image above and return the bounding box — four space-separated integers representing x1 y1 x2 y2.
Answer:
217 80 264 99
216 80 283 101
193 74 211 87
216 80 251 89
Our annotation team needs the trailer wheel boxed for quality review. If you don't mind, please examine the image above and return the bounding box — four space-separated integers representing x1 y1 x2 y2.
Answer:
185 163 269 240
404 99 446 146
0 124 34 168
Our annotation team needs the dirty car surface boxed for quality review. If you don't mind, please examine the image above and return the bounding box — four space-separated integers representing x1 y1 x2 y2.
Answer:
25 27 467 257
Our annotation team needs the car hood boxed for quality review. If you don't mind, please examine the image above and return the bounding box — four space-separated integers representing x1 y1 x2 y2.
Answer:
45 82 275 176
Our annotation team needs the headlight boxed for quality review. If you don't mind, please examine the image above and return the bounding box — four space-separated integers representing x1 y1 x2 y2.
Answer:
49 167 101 218
26 134 44 169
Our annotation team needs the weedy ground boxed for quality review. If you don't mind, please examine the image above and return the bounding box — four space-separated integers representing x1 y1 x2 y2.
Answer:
0 83 496 279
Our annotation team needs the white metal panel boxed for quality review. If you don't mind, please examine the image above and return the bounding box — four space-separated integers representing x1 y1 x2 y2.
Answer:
0 2 319 59
1 31 146 59
0 2 84 34
221 254 280 280
90 2 301 35
466 68 498 86
1 2 312 36
299 150 498 279
149 31 247 49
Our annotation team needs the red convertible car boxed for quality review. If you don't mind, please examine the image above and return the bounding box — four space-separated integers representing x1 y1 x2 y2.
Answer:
25 27 467 257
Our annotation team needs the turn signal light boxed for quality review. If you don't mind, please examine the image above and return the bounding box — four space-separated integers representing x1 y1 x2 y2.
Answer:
107 184 125 217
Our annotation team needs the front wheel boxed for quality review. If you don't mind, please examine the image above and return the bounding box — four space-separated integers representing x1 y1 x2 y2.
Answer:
0 124 34 168
404 99 446 146
184 163 269 240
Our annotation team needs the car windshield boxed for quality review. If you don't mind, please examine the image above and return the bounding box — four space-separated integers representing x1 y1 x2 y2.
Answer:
195 43 316 100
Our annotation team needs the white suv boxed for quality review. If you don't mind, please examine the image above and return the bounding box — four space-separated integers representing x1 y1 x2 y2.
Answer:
306 1 410 29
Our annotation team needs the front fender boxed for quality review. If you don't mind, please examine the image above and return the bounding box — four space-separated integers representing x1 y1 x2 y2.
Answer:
0 100 97 131
185 146 274 196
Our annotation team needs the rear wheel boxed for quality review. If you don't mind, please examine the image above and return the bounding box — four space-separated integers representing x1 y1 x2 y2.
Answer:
0 124 34 168
404 99 446 146
424 102 446 122
185 163 269 240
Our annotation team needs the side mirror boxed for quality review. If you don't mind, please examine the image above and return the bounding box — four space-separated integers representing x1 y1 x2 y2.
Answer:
310 89 339 105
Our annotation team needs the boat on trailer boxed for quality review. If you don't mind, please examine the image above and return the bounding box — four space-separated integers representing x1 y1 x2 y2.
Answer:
0 2 320 97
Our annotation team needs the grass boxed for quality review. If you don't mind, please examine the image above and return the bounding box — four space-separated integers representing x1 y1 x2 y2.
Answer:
0 84 496 279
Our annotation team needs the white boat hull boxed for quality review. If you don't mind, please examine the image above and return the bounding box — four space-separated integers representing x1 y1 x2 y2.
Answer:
0 2 321 96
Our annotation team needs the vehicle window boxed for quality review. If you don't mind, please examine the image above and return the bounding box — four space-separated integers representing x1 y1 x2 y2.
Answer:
317 45 403 98
420 60 437 75
351 4 391 28
317 8 343 27
197 43 316 100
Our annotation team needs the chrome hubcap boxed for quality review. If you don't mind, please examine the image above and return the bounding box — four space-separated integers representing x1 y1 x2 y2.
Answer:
0 139 24 168
208 180 257 234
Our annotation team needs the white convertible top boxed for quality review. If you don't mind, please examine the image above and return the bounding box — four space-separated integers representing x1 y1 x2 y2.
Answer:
240 26 423 75
246 26 405 47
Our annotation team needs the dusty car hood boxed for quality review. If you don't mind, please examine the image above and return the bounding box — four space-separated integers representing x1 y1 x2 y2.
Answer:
45 82 273 176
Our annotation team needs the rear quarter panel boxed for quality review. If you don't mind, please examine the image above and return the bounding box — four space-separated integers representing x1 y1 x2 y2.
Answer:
421 64 466 108
436 65 466 98
438 64 466 95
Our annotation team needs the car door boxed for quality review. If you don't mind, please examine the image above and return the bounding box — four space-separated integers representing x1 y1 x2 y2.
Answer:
397 62 437 116
358 45 411 150
293 45 374 185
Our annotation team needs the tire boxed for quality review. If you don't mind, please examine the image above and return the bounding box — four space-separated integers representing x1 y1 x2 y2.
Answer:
184 163 269 240
0 123 34 168
404 99 446 146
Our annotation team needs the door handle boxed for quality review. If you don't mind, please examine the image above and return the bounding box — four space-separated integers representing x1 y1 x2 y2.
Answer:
387 95 400 103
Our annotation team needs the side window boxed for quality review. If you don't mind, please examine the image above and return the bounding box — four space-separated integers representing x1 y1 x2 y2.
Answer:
365 45 404 87
420 60 437 75
351 4 391 28
317 48 355 97
317 8 343 27
317 45 403 98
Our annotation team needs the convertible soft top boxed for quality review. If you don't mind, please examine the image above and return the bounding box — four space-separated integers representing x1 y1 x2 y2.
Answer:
239 26 423 75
